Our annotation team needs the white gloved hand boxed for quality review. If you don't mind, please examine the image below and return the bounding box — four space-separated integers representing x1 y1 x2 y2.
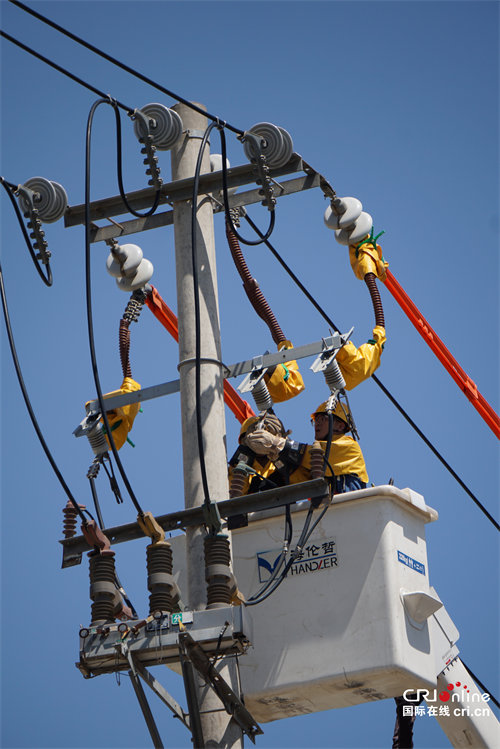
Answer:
244 429 286 461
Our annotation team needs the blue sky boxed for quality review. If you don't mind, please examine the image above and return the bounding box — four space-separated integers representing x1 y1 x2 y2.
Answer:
1 1 498 748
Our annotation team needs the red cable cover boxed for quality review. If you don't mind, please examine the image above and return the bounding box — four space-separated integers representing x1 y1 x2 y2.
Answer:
383 270 500 439
145 285 255 424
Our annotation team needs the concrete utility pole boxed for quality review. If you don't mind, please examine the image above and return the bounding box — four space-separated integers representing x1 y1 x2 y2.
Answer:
170 102 243 749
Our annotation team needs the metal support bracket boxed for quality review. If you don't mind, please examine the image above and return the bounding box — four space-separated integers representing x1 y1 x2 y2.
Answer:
179 631 263 744
120 642 166 749
309 328 354 375
82 333 354 415
237 354 268 395
61 478 329 567
202 500 223 536
179 647 205 748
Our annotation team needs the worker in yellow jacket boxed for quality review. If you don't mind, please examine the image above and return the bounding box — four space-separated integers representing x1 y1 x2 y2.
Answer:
237 399 366 491
228 396 367 519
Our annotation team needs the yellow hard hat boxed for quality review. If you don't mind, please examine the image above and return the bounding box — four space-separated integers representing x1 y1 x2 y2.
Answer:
311 399 352 427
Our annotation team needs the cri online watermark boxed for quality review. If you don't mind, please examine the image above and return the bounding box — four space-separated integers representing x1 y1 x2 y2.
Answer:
402 681 492 718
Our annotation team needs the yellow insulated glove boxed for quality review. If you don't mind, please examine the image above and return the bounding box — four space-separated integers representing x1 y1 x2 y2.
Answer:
243 430 286 462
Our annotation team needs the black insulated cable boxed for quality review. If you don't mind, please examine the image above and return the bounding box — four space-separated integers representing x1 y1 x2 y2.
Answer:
461 660 500 710
1 177 53 286
111 103 161 218
374 377 500 532
245 504 294 605
191 120 220 510
323 411 334 474
0 262 86 525
0 30 134 115
242 213 500 533
245 503 317 606
8 0 244 136
84 98 145 518
0 38 161 217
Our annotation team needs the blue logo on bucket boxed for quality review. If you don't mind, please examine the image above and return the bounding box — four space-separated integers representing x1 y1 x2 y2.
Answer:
398 550 425 575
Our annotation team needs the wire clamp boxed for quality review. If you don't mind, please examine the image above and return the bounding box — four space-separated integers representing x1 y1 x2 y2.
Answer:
16 186 52 265
202 501 223 536
242 132 276 211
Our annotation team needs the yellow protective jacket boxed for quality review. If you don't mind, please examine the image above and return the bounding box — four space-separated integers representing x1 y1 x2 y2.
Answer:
289 435 368 485
264 340 305 403
228 453 278 496
336 325 386 390
229 433 368 496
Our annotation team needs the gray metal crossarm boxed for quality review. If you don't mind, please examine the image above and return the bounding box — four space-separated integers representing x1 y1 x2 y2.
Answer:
64 156 304 228
60 479 329 567
84 379 180 413
87 172 322 243
77 607 251 676
179 631 263 744
83 333 352 414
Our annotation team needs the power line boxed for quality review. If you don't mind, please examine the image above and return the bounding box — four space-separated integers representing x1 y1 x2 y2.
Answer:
4 12 497 533
0 30 133 114
84 98 145 519
0 257 86 524
372 377 500 532
7 0 244 136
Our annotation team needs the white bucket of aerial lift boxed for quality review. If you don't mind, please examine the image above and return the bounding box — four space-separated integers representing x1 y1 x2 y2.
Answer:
229 485 440 722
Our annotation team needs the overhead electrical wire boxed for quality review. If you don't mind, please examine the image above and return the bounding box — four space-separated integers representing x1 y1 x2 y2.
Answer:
1 33 162 219
4 11 496 533
5 1 499 713
0 261 87 525
84 97 145 519
242 213 500 534
0 30 133 115
111 102 161 218
7 0 245 137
